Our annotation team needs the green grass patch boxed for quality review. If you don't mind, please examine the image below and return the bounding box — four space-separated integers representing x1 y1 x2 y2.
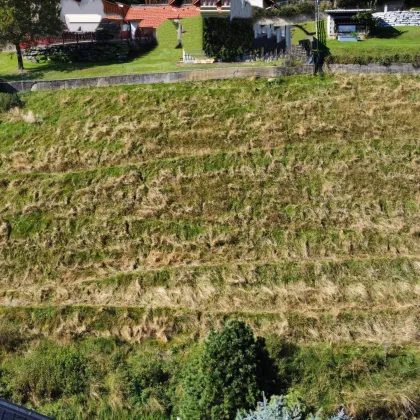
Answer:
292 21 420 63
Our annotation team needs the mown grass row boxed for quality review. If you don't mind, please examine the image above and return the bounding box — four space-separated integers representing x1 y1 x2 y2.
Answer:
2 227 418 284
2 259 418 315
0 305 418 344
0 75 419 174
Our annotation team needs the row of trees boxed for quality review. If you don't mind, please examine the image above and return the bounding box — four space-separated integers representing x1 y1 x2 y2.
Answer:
0 0 62 69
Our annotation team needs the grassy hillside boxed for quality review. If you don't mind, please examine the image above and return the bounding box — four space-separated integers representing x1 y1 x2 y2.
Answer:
0 74 419 418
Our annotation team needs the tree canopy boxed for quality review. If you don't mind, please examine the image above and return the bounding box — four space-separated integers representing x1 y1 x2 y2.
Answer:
179 320 277 420
0 0 62 69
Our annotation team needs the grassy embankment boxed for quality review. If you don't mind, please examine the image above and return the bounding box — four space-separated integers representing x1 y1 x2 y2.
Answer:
0 74 419 418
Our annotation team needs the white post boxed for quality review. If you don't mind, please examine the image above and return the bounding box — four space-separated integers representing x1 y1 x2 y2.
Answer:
285 26 291 48
327 14 331 38
130 21 139 40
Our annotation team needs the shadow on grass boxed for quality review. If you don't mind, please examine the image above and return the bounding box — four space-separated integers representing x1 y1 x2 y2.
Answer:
373 26 407 39
0 43 158 82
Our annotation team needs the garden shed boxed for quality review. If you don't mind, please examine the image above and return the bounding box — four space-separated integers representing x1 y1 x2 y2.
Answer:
325 9 371 41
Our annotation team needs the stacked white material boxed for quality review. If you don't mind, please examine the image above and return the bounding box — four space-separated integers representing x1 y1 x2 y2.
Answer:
373 11 420 26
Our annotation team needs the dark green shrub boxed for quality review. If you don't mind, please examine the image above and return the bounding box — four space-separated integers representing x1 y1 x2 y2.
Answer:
204 18 254 61
352 11 378 36
179 320 277 420
11 343 88 403
126 351 171 411
0 325 22 352
0 93 22 112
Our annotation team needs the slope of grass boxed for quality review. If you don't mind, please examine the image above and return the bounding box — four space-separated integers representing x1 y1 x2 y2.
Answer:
291 21 317 45
0 74 419 418
181 14 204 54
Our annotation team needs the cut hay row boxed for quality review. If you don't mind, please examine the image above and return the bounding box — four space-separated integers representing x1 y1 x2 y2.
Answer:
0 305 418 344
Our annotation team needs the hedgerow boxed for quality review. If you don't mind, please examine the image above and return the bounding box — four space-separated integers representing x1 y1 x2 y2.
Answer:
203 18 254 61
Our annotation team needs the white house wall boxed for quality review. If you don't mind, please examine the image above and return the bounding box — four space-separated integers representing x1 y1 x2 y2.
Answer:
230 0 253 20
246 0 265 8
61 0 107 31
327 15 334 38
130 20 140 39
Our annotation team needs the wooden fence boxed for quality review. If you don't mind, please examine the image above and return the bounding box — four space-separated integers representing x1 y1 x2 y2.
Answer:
20 31 130 49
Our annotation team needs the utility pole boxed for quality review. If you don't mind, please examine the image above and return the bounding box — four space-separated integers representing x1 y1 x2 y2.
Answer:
314 0 320 74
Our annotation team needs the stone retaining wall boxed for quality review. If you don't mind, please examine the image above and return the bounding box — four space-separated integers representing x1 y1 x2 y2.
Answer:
23 42 130 64
0 65 312 93
373 11 420 26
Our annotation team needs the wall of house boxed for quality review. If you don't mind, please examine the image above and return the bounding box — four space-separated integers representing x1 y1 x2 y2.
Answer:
327 15 334 38
246 0 264 7
60 0 106 31
230 0 253 20
130 21 140 39
254 23 291 48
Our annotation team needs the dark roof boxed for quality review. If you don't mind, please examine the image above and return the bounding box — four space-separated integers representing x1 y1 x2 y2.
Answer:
0 399 53 420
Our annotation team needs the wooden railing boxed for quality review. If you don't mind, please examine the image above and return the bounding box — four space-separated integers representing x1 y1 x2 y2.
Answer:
20 31 131 49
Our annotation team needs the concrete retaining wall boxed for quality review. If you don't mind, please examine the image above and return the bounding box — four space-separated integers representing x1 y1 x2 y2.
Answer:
373 11 420 26
326 63 420 74
2 63 420 94
0 65 312 93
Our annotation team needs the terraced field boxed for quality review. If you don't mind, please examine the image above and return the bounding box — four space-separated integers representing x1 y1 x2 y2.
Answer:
0 74 419 418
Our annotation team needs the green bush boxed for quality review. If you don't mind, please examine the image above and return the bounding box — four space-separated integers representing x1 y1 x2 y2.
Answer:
0 92 22 112
0 325 22 352
126 351 171 412
10 343 88 403
179 320 277 420
204 18 254 61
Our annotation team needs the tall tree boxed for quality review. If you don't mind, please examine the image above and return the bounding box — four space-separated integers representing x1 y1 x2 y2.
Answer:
179 320 277 420
0 0 62 70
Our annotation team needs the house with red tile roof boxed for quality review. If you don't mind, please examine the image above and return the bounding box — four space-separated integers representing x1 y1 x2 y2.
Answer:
60 0 130 32
125 4 201 40
58 0 290 59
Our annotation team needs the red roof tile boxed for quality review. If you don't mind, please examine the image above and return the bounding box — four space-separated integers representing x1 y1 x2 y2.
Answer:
125 6 200 28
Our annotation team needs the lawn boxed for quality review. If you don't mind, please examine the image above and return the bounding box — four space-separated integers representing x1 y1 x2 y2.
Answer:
0 16 272 82
328 25 420 56
292 21 420 59
0 19 190 81
291 21 317 45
